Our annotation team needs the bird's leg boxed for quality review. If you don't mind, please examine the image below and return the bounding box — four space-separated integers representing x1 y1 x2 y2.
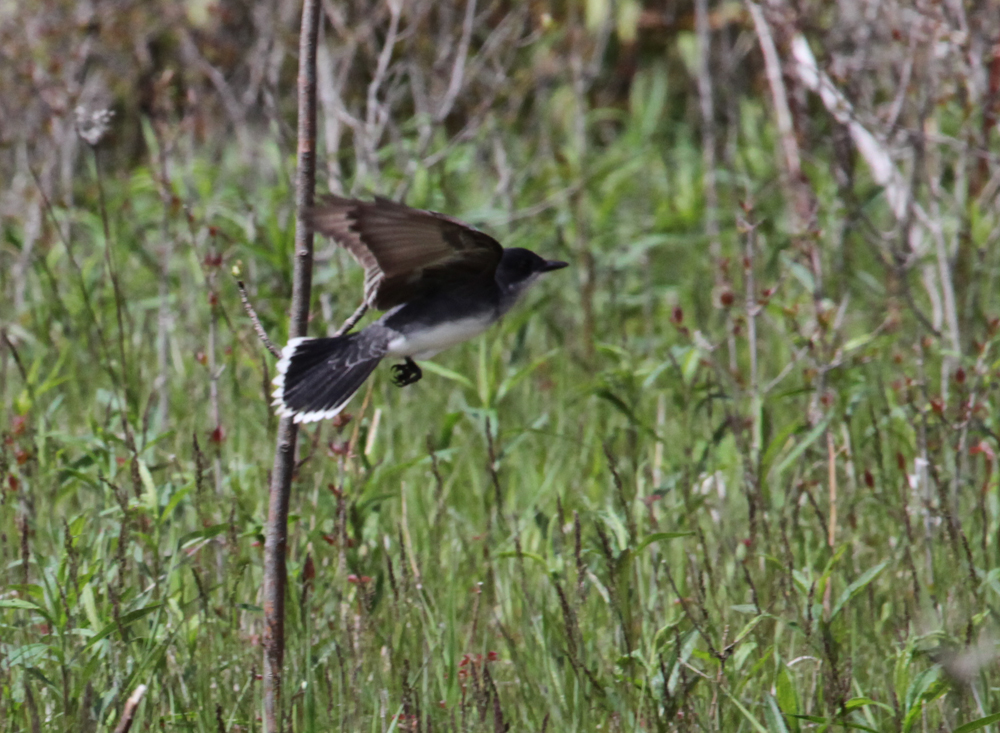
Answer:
391 357 423 387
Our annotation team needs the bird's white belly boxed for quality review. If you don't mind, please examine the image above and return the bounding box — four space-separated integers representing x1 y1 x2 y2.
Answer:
386 316 492 359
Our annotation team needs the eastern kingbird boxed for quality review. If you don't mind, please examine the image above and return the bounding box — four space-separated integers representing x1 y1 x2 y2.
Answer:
272 196 568 423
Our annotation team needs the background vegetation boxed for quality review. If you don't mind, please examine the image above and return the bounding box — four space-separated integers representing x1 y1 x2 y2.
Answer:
2 0 1000 730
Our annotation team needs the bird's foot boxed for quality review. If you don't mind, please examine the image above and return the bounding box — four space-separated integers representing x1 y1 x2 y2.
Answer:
391 358 422 387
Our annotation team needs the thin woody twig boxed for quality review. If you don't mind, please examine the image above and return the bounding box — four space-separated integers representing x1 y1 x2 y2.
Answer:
695 0 720 258
790 34 909 219
359 0 401 180
237 279 281 358
238 274 365 354
1 330 30 387
333 301 368 336
436 0 477 122
827 431 837 548
790 32 962 382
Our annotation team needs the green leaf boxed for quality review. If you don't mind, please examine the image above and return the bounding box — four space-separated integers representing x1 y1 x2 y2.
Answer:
80 584 100 630
680 347 701 383
760 420 801 479
954 712 1000 733
178 523 229 549
903 666 946 733
829 561 888 621
160 484 192 523
901 705 922 733
773 416 831 479
0 599 54 624
26 666 60 690
783 254 815 293
595 343 630 359
419 361 475 391
496 350 555 402
84 604 163 649
593 388 658 438
119 603 163 626
842 332 876 353
4 643 52 667
763 694 790 733
732 614 766 645
666 631 699 695
775 664 799 731
843 697 893 713
138 459 158 513
635 531 694 553
357 492 396 513
0 599 44 611
600 510 631 553
788 715 827 724
477 337 492 406
817 544 848 608
496 550 547 567
723 689 769 733
788 715 877 733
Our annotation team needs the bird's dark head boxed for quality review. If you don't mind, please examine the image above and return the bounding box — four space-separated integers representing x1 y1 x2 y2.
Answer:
496 248 568 292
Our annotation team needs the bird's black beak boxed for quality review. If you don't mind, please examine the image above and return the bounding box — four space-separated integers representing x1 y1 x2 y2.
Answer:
541 259 569 272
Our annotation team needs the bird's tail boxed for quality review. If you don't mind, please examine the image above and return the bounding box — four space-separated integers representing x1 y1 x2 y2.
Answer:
271 333 386 423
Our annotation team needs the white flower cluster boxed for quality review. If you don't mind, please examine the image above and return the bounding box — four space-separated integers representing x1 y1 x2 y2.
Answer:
74 106 115 146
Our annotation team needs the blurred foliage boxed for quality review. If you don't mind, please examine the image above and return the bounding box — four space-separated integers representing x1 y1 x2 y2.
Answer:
2 0 1000 731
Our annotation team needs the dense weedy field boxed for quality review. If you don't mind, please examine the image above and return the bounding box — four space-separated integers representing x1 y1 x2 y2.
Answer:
2 2 1000 731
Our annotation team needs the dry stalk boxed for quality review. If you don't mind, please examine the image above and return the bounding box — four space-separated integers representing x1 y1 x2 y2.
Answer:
262 0 321 729
236 280 281 358
747 3 800 180
112 685 148 733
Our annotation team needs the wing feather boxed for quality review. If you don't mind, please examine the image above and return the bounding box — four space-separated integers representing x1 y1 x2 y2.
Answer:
308 196 503 310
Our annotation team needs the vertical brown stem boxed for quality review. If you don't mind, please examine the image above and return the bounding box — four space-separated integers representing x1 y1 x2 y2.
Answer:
147 118 175 429
569 20 595 360
827 431 837 548
92 146 131 410
262 0 320 729
694 0 719 258
744 225 760 462
208 259 225 583
208 270 223 496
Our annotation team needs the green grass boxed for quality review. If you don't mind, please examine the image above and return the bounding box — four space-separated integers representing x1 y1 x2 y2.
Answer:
2 78 1000 732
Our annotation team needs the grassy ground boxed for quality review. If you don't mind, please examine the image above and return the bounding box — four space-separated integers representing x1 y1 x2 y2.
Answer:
2 67 1000 732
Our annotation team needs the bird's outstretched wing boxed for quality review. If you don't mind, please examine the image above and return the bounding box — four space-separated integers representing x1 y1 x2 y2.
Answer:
308 195 504 310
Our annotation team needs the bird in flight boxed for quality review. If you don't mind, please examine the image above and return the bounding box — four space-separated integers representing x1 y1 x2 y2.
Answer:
272 196 568 423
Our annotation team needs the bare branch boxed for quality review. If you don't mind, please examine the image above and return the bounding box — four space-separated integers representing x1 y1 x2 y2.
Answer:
790 32 962 363
436 0 477 122
334 301 368 337
790 34 909 219
263 0 321 729
237 279 281 358
361 0 401 179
